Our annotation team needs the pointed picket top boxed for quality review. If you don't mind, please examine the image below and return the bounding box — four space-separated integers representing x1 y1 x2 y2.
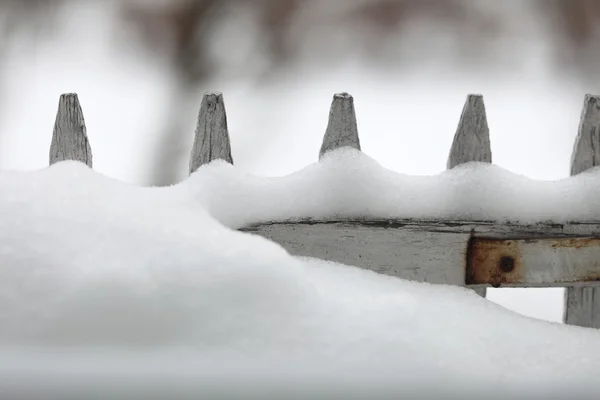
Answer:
565 93 600 329
447 94 491 169
570 94 600 176
49 93 92 167
319 92 361 159
189 92 233 175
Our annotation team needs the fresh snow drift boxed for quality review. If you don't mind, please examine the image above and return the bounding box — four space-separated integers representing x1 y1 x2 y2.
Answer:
1 152 600 398
180 148 600 228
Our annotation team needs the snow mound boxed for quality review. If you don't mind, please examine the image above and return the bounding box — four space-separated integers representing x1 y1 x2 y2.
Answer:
0 161 315 348
180 148 600 228
1 160 600 399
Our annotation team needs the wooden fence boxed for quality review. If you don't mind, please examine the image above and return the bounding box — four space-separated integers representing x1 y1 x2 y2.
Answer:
48 91 600 329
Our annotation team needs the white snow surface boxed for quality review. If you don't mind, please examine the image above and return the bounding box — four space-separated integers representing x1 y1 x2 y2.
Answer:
1 154 600 399
183 148 600 228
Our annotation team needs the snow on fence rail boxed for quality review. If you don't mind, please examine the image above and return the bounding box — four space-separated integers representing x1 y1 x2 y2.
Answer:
48 91 600 329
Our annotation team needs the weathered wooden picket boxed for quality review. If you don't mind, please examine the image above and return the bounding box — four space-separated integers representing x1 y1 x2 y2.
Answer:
49 91 600 329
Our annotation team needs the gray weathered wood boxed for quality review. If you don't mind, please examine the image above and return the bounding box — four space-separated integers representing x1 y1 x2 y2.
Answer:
570 94 600 176
49 93 92 167
241 219 600 288
447 94 492 297
565 94 600 328
189 92 233 174
319 92 361 159
447 94 491 169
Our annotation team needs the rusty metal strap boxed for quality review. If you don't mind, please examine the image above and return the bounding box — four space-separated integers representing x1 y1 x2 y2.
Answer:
466 237 600 288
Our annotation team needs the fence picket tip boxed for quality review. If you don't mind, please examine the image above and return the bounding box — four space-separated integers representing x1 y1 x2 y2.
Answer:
447 93 491 170
189 91 233 175
49 93 92 168
570 94 600 176
319 92 361 159
565 93 600 328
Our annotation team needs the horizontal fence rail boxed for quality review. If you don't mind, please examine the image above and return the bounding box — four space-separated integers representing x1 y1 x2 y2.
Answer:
45 91 600 329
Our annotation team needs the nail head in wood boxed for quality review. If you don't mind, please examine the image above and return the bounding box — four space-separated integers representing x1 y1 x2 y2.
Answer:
50 93 92 167
499 256 515 273
319 92 361 159
189 92 233 175
447 94 491 169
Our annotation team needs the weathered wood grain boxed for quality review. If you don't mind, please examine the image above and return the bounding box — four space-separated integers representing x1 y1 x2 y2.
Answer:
189 92 233 175
447 94 492 296
447 94 492 169
242 219 600 288
447 94 491 169
319 93 361 159
49 93 92 167
565 94 600 328
571 94 600 176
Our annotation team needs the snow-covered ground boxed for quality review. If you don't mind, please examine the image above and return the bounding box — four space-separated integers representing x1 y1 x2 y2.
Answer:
1 160 600 399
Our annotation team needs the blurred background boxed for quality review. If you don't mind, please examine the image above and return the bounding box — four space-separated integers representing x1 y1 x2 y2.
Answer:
2 0 600 323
